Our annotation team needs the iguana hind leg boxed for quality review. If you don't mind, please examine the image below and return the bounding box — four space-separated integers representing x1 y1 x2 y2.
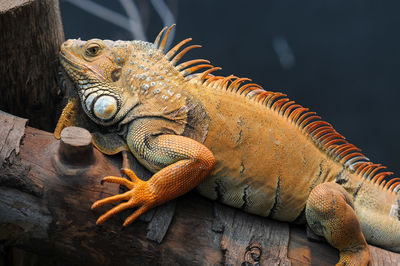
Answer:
306 182 371 266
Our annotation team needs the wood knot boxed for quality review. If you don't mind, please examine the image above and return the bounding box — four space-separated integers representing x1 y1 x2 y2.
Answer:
59 126 93 166
242 243 262 266
52 126 96 177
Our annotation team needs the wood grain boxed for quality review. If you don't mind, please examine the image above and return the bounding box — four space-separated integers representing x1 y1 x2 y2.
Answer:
214 202 291 265
0 0 64 131
0 110 27 165
1 111 400 265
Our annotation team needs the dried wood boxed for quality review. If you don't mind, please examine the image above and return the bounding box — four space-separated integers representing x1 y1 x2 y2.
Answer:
0 112 215 265
213 202 291 265
1 111 400 265
146 200 177 243
0 0 33 13
288 225 339 265
370 245 400 265
0 110 27 165
0 0 64 131
0 110 37 198
125 151 177 243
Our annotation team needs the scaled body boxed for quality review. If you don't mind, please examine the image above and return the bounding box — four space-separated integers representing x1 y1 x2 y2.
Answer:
56 26 400 265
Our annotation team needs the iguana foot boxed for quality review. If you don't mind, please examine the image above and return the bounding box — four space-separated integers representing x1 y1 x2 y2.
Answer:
91 168 156 226
306 182 371 266
92 134 215 227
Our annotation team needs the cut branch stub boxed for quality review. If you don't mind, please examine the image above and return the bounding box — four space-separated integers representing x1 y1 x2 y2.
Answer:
59 126 94 166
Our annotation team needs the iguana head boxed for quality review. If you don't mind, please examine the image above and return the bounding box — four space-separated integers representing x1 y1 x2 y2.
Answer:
59 25 220 135
59 26 185 127
60 38 131 126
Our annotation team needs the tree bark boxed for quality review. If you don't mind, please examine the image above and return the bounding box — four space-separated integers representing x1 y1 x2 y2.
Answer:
0 111 224 265
1 110 400 266
1 1 399 265
0 0 64 131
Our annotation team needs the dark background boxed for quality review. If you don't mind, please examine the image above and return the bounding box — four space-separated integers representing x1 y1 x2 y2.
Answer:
60 0 400 175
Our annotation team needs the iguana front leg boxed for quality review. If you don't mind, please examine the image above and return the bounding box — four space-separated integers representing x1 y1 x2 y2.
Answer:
91 131 215 226
306 182 371 266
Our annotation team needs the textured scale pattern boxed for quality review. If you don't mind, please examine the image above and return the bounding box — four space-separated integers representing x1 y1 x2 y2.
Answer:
176 49 399 194
56 25 400 265
148 26 400 194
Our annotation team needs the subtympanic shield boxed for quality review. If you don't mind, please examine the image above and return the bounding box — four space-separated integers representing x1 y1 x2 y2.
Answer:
93 95 118 120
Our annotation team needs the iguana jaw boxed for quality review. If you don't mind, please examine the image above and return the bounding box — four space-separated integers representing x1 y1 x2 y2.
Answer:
59 49 126 126
60 50 107 82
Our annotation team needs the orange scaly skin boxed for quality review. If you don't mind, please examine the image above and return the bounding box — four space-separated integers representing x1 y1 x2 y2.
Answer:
56 25 400 265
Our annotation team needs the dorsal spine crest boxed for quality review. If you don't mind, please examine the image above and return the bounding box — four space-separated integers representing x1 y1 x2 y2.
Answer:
153 25 399 193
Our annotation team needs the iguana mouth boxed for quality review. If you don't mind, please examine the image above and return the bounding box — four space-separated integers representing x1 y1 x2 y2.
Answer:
59 51 107 84
58 58 121 123
59 51 82 70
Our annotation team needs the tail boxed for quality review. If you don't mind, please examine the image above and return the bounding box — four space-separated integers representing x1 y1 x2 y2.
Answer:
352 178 400 252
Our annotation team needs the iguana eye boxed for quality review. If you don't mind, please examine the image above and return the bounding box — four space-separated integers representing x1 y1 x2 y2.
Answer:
86 44 101 57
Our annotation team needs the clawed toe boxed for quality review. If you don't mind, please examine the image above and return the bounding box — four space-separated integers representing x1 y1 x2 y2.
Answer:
92 169 156 225
96 200 134 225
122 205 149 226
100 176 135 189
93 197 151 226
91 190 131 210
121 168 140 181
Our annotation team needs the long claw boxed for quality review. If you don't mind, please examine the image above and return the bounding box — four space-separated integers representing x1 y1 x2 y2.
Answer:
121 168 140 181
96 200 135 225
123 205 149 227
91 191 131 210
93 166 162 225
100 175 124 185
100 176 135 189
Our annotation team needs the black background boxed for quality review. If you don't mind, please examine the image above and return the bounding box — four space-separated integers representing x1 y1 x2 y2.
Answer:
60 0 400 175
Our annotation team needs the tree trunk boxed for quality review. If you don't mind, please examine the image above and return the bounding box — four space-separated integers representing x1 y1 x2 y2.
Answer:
0 0 64 131
0 2 399 263
1 110 400 266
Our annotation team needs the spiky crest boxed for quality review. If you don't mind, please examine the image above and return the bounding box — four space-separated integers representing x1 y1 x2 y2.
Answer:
153 26 399 193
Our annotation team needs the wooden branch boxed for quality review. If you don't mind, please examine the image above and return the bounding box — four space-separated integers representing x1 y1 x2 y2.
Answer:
0 0 64 131
213 202 291 265
1 110 400 265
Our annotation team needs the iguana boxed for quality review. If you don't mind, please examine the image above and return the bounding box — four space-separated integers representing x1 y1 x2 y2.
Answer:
55 25 400 265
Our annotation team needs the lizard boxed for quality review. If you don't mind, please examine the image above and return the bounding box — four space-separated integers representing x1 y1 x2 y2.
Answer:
55 25 400 265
